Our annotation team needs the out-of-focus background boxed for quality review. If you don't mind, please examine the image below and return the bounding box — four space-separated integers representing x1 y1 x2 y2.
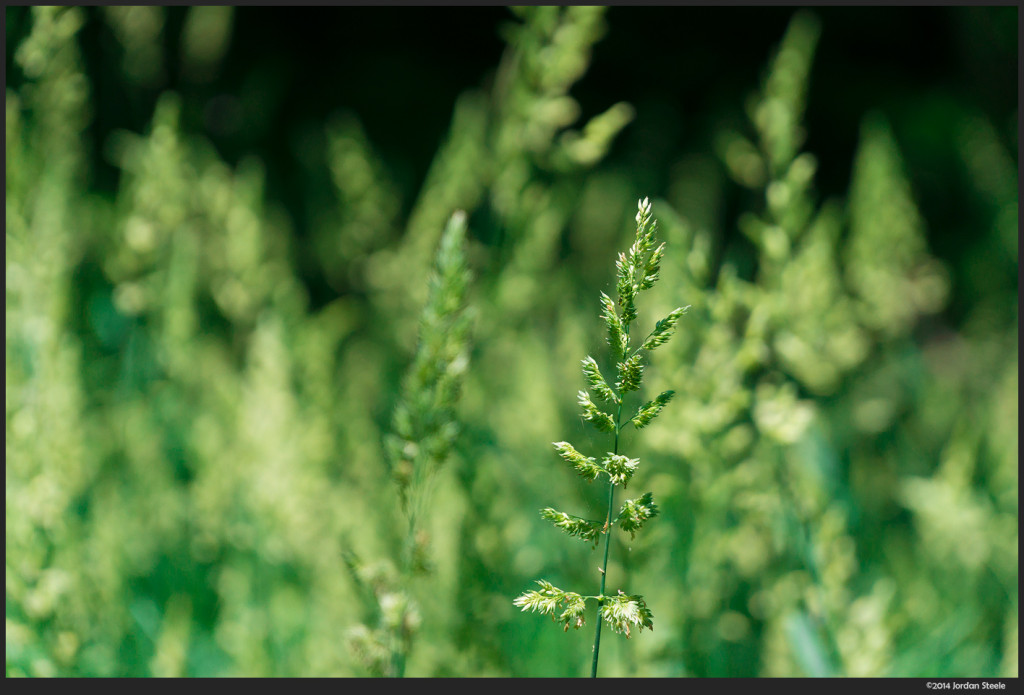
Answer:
5 6 1017 678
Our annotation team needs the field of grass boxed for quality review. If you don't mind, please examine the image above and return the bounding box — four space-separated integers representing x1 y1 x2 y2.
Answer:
6 6 1017 678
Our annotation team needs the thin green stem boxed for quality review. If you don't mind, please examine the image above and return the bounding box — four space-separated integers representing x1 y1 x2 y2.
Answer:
592 320 629 678
591 415 619 677
394 485 428 677
391 510 417 678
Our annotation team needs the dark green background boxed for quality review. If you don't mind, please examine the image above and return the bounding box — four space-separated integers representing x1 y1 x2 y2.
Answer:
6 6 1018 319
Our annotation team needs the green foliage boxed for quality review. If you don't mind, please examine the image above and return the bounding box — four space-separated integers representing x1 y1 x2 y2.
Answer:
638 9 1015 679
5 6 1016 679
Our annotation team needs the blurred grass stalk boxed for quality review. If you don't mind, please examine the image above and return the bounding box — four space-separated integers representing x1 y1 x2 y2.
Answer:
344 210 473 677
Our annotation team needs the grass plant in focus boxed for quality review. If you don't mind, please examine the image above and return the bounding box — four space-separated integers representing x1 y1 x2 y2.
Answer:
514 198 687 677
